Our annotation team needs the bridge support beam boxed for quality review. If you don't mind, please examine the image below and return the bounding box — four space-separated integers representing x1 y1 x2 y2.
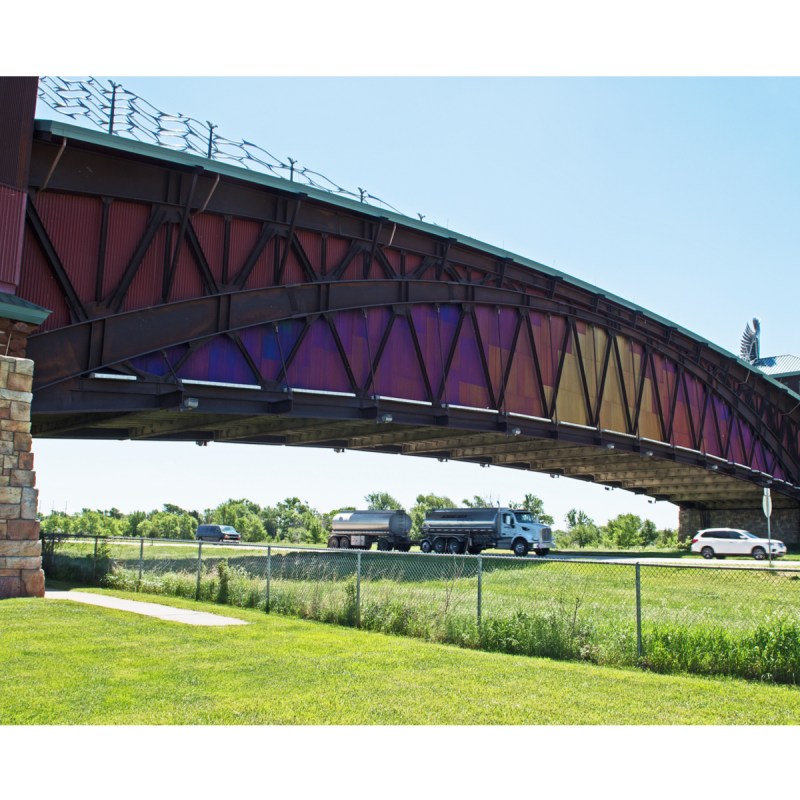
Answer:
679 506 800 546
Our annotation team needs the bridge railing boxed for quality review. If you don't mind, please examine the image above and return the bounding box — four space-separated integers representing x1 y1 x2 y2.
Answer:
36 76 404 214
41 533 800 684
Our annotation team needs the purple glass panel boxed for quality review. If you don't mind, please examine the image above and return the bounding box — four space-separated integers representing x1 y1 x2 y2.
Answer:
503 314 546 418
650 353 676 443
372 315 428 401
178 336 255 384
671 379 693 449
249 319 305 383
331 308 392 392
712 396 733 458
286 316 352 393
473 306 518 405
751 440 768 473
530 312 567 394
701 392 723 457
445 313 491 409
129 345 188 378
728 418 746 464
411 304 460 400
739 422 754 468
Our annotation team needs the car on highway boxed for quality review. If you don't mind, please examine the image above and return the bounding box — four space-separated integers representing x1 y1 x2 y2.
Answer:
690 528 786 560
195 524 242 543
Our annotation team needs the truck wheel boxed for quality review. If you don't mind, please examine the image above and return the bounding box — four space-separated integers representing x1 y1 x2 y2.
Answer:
467 545 482 555
433 538 446 554
328 536 339 549
339 537 350 549
512 539 529 557
420 540 432 553
534 548 550 557
447 539 462 555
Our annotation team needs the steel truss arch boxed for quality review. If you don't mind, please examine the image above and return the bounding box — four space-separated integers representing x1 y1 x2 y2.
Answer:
18 119 800 510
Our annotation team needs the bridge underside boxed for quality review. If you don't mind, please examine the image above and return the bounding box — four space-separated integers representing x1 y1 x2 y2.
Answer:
33 375 790 512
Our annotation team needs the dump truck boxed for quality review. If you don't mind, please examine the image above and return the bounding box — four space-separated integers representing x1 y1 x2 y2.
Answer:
420 507 552 556
328 510 413 551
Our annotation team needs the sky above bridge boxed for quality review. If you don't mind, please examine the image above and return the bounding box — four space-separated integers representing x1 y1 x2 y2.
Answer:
15 13 800 530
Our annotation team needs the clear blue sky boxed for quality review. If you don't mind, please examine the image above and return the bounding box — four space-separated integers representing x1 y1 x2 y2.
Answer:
29 75 800 529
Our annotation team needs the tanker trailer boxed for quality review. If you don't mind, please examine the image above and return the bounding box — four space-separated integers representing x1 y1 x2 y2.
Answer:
329 510 413 551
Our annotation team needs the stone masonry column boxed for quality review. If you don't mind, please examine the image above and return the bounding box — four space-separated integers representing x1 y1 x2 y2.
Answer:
0 355 42 597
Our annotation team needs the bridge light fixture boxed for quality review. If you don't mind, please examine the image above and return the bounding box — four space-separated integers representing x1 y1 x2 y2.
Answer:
180 397 199 412
510 427 521 436
605 443 615 450
437 457 448 463
377 413 393 424
710 465 718 471
195 440 208 447
644 450 654 457
334 448 345 454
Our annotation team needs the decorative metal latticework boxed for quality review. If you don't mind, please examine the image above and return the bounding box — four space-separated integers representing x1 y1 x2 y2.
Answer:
36 76 403 215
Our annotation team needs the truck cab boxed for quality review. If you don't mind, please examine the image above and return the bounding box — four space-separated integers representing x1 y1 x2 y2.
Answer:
498 510 552 556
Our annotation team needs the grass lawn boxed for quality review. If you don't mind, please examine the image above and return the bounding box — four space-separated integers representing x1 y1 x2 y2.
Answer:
2 586 800 725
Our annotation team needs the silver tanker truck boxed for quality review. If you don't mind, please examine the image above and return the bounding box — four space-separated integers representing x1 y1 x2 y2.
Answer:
329 507 552 557
329 510 413 551
420 507 552 556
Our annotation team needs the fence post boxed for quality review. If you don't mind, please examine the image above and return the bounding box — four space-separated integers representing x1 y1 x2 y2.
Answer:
265 546 271 613
635 562 643 659
92 536 98 583
108 81 118 135
356 551 362 627
137 537 144 589
477 556 483 629
195 542 203 601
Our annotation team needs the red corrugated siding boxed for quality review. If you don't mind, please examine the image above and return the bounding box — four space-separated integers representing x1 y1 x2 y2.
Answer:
123 225 167 312
104 200 151 303
35 192 101 303
192 212 225 286
18 227 70 329
169 230 205 302
228 218 273 289
0 186 25 288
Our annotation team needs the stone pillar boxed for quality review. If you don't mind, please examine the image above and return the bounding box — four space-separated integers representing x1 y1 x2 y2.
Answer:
0 355 43 598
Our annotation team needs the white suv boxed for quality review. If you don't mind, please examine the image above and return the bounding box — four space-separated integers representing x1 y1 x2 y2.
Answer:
690 528 786 560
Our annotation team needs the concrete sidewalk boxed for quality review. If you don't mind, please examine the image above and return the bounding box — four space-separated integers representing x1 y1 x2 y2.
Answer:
46 590 249 626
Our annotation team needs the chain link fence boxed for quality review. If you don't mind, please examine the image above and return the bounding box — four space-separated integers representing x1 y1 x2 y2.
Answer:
41 534 800 683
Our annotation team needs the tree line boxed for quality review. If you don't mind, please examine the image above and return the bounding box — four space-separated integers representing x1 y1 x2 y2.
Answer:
40 492 679 549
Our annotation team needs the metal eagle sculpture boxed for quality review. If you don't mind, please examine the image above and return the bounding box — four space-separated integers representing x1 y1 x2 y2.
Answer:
740 317 761 363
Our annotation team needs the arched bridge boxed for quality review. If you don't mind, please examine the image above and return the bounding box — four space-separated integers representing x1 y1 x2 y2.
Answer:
13 106 800 530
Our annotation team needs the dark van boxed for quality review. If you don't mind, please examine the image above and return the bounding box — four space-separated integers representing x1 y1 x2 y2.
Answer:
196 524 241 542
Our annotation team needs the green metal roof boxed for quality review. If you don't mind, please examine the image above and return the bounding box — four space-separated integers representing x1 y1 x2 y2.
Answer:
33 119 800 404
0 292 51 325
